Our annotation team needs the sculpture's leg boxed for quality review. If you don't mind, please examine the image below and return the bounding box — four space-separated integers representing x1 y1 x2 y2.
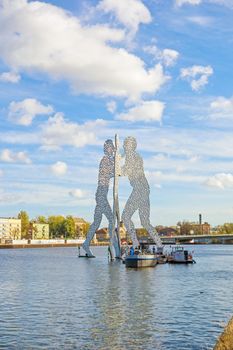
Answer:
139 196 163 249
122 191 139 248
82 205 102 257
103 200 119 258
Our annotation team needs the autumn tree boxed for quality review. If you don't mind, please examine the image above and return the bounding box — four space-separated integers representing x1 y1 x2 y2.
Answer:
18 210 30 238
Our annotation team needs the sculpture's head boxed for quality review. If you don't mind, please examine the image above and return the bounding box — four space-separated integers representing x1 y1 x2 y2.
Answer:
123 136 137 154
104 139 115 156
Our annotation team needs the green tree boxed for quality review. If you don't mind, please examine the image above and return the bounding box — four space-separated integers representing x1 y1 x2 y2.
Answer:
63 216 76 238
83 222 90 237
18 210 30 239
218 223 233 235
48 215 65 238
36 216 47 224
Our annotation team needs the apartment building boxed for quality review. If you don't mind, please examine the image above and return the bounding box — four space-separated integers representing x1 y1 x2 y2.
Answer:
29 223 50 240
0 217 21 240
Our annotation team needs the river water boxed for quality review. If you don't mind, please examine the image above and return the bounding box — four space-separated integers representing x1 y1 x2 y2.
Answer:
0 245 233 350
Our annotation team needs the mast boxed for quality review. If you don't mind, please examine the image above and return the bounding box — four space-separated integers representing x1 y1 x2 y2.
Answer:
112 134 121 258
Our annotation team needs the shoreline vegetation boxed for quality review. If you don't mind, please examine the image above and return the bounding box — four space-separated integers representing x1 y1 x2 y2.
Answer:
214 317 233 350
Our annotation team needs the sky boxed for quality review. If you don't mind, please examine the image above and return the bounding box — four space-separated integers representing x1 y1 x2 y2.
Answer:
0 0 233 226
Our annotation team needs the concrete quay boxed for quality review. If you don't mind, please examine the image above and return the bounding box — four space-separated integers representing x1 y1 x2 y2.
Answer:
0 239 108 249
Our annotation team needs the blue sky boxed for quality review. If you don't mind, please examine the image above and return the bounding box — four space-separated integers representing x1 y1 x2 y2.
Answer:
0 0 233 226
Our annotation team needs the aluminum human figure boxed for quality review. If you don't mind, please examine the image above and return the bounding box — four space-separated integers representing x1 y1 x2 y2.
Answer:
121 136 163 248
82 139 116 257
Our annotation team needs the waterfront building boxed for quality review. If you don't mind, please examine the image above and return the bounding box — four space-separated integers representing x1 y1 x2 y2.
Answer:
180 222 210 235
95 222 127 243
29 223 50 240
0 217 21 241
95 227 109 242
73 217 90 238
156 226 178 236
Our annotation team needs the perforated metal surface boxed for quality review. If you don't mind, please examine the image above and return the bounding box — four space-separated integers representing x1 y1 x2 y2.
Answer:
121 137 162 248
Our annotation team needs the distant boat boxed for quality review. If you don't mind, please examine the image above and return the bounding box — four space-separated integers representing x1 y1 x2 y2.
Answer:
167 246 195 264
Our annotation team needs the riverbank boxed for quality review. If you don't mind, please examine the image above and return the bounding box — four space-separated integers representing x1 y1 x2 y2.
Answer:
214 317 233 350
0 241 233 249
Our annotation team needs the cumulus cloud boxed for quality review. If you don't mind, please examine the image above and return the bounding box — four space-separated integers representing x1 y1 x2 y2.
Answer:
8 98 54 126
106 100 117 113
116 100 165 122
0 149 31 163
69 188 86 199
0 0 167 101
98 0 152 37
0 71 20 83
209 96 233 119
40 113 101 150
176 0 202 5
144 45 179 67
51 161 67 176
204 173 233 189
180 65 213 91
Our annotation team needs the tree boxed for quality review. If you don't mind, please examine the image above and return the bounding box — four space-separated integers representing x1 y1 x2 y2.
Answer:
18 210 30 239
63 216 76 238
83 222 90 237
36 216 47 224
48 215 65 238
218 223 233 235
180 221 193 235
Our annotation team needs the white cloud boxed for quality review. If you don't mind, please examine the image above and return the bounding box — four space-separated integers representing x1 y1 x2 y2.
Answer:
209 96 233 119
106 100 117 113
144 45 179 67
0 192 20 203
186 16 212 26
0 0 167 101
176 0 202 5
0 149 31 164
162 49 179 67
51 161 67 176
176 0 233 8
211 0 233 8
0 71 20 83
147 170 205 184
40 113 101 150
69 188 86 199
116 100 165 122
204 173 233 189
180 65 213 91
8 98 54 126
98 0 151 37
154 183 162 189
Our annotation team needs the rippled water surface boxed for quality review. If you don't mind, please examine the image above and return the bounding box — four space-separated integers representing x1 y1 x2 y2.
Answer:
0 245 233 349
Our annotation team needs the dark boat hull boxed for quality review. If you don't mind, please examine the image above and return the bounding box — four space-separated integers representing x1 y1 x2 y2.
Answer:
168 260 195 264
125 254 157 268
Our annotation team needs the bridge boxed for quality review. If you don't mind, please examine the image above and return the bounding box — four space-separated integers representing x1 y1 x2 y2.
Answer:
161 234 233 245
139 234 233 245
